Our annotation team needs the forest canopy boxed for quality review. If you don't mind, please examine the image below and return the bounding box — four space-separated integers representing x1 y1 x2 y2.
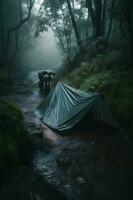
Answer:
35 0 133 61
0 0 133 64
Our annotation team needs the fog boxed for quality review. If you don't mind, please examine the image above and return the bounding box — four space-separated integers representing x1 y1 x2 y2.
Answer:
22 29 63 71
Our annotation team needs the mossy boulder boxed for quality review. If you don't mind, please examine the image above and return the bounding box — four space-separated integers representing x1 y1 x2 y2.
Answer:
0 100 33 181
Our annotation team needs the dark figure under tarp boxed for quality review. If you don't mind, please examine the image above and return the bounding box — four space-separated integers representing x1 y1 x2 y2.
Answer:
38 71 55 95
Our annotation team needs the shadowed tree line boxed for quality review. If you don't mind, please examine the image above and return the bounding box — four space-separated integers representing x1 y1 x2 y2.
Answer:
0 0 133 65
0 0 36 63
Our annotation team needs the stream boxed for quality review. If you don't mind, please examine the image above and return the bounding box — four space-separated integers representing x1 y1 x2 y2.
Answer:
7 71 95 200
2 71 132 200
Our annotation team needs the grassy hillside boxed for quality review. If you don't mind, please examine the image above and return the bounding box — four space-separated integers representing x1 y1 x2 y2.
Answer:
62 50 133 135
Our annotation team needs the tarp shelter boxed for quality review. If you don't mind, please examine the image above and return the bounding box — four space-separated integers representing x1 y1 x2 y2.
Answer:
36 82 117 131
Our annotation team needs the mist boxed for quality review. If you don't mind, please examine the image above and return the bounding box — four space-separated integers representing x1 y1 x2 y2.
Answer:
22 29 63 71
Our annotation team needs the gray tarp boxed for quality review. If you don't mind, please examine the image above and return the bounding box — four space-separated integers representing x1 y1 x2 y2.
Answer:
36 81 117 131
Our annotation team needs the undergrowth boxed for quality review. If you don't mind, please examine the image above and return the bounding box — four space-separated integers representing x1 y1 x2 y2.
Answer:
63 50 133 135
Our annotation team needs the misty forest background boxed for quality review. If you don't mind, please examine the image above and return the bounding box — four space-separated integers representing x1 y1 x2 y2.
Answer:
0 0 133 197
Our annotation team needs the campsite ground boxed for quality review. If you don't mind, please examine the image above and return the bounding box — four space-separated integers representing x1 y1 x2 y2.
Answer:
1 71 133 200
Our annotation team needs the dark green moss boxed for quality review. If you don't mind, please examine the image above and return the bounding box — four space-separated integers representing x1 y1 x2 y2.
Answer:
0 100 33 182
63 50 133 135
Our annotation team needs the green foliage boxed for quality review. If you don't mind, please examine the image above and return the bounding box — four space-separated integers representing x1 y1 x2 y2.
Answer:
80 71 113 92
63 50 133 134
89 51 122 71
0 100 33 180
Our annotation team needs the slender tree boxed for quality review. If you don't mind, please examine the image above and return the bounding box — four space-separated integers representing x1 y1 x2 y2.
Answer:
66 0 82 51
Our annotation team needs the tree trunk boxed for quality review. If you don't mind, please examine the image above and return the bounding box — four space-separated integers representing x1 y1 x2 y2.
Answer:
101 0 106 35
86 0 96 36
106 0 115 43
94 0 102 38
66 0 82 51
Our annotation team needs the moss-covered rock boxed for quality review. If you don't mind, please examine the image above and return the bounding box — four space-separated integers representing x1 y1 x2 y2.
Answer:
0 100 33 181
